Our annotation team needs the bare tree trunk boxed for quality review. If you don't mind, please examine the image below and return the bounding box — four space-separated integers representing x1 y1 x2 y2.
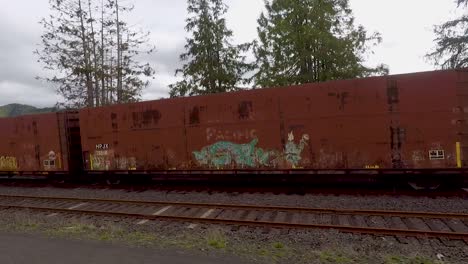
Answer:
88 0 100 107
78 0 94 107
109 48 114 104
116 0 122 102
100 0 106 105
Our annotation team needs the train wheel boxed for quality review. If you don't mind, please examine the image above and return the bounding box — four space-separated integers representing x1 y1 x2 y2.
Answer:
106 178 121 185
408 181 441 190
52 179 66 184
48 175 66 184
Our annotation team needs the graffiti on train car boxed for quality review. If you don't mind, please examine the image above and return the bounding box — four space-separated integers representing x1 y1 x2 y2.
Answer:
284 132 309 168
90 149 137 170
116 156 137 170
91 150 112 170
43 150 60 170
193 131 309 169
0 156 18 170
193 138 270 168
206 127 257 142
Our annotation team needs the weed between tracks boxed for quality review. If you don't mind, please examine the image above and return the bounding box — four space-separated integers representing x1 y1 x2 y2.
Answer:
0 210 455 264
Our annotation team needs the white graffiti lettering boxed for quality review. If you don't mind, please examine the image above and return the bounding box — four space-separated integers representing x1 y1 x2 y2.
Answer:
206 128 257 142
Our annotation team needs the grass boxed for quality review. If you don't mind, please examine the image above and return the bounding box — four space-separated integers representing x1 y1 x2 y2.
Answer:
125 231 157 246
3 212 42 232
385 255 444 264
318 251 355 264
205 229 227 249
272 242 284 249
237 241 291 262
46 221 157 246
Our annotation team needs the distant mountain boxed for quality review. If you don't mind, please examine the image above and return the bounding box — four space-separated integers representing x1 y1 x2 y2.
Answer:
0 104 57 117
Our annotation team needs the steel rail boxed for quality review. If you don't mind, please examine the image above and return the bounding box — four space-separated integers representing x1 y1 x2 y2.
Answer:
1 204 468 240
0 193 466 220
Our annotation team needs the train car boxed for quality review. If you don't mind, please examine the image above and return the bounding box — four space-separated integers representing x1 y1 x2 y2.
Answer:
0 111 83 177
78 69 468 184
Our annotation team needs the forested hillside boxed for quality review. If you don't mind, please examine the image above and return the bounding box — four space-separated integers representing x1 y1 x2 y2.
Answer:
0 104 56 117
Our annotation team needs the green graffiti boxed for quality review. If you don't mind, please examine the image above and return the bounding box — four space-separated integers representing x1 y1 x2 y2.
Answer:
193 132 309 169
284 132 309 168
192 138 272 168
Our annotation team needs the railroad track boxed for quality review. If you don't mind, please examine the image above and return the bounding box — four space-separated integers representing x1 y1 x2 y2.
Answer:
0 193 467 241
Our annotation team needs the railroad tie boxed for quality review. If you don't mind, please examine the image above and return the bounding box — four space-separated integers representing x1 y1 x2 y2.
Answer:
67 203 88 210
187 208 215 229
45 203 88 217
136 206 172 225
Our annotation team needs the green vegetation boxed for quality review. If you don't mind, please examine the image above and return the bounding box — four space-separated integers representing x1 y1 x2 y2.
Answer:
272 241 284 249
254 0 388 88
46 222 157 246
255 241 288 260
426 0 468 69
205 229 227 249
385 255 444 264
319 251 354 264
0 104 56 117
169 0 253 97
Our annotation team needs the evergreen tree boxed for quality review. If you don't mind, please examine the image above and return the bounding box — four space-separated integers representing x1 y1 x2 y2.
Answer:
254 0 388 87
426 0 468 69
36 0 155 108
169 0 253 97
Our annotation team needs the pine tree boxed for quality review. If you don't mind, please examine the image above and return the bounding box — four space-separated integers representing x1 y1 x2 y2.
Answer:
254 0 388 88
36 0 155 108
169 0 253 97
426 0 468 69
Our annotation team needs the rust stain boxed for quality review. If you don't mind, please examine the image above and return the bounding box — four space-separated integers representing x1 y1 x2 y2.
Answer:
238 101 253 120
189 106 200 125
132 110 161 128
111 113 118 130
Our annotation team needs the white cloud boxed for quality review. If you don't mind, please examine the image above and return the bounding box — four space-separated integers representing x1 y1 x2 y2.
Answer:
0 0 461 107
0 81 61 107
350 0 458 73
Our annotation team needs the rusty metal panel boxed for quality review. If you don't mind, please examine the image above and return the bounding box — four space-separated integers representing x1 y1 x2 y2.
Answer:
80 98 186 170
277 77 390 169
286 115 390 169
454 69 468 166
398 112 455 168
80 69 468 171
0 113 68 172
391 70 460 169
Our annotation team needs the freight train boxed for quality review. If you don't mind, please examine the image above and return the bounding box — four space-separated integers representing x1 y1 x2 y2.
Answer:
1 69 468 187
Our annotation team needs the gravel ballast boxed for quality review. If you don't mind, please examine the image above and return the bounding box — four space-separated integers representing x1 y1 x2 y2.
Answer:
0 185 465 213
0 185 466 263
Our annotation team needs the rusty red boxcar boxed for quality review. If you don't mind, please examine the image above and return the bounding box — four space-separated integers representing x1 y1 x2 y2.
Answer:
79 69 468 174
0 112 82 175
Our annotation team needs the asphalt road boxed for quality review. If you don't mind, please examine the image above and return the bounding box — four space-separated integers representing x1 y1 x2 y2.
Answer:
0 233 246 264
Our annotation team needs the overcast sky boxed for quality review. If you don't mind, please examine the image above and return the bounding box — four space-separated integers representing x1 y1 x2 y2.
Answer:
0 0 460 107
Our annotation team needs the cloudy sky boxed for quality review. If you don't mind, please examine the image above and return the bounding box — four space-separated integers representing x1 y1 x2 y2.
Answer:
0 0 460 107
